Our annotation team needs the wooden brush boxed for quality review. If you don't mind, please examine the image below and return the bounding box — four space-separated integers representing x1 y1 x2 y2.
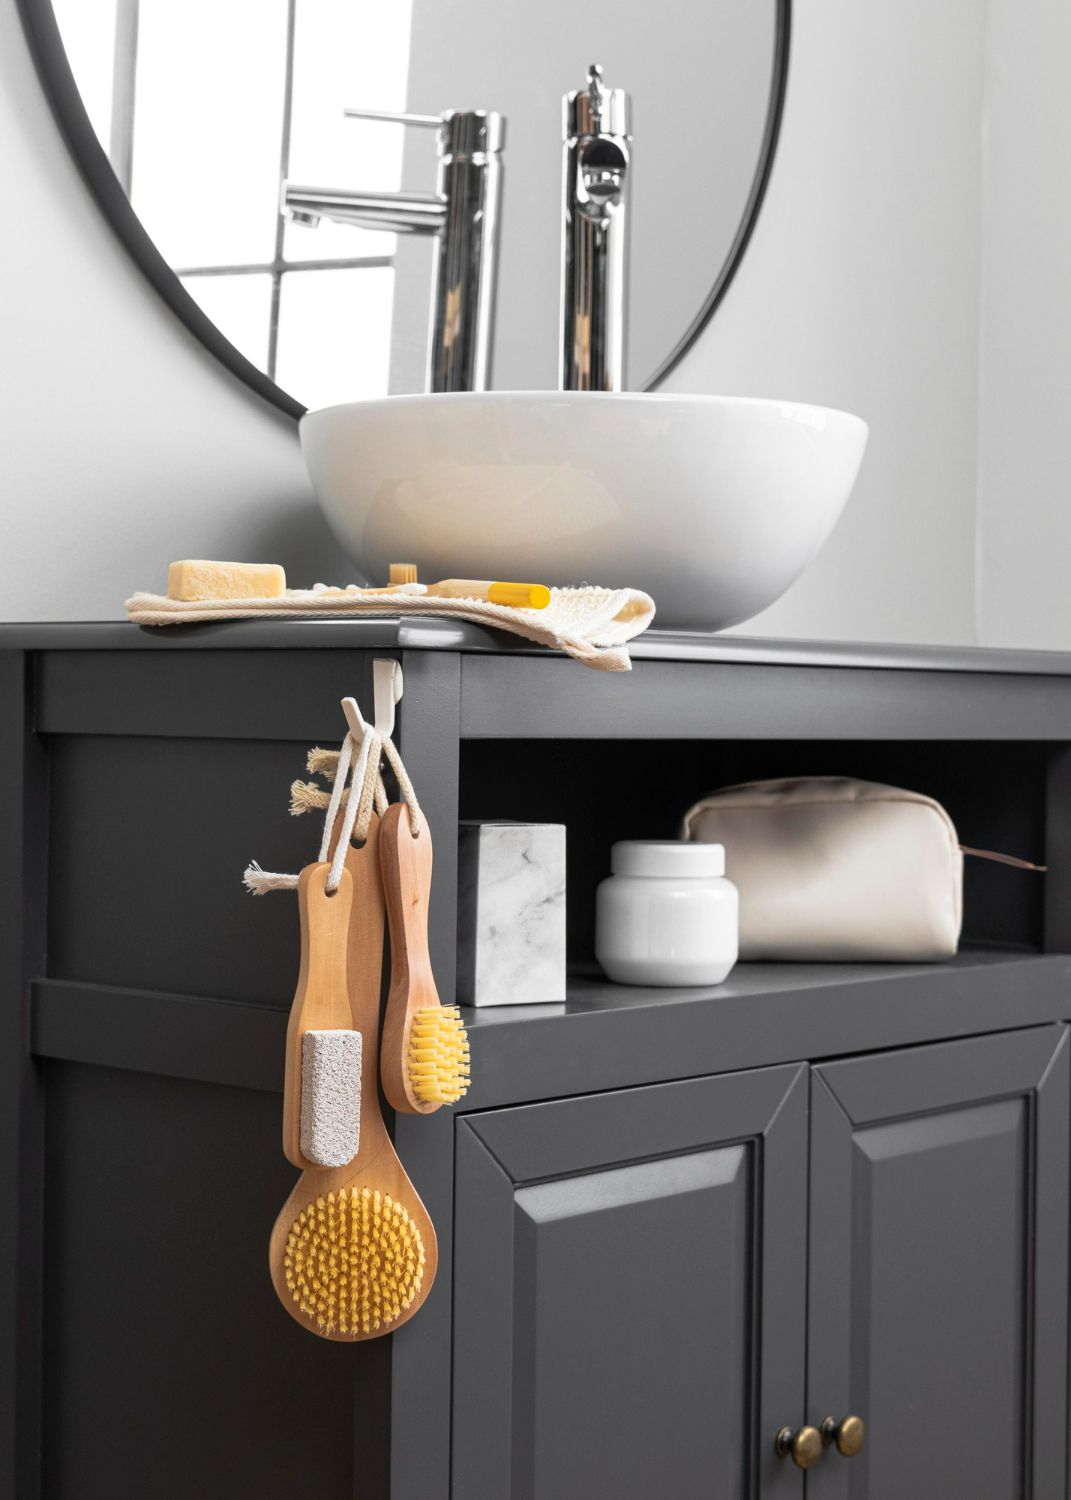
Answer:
379 802 470 1115
269 816 438 1339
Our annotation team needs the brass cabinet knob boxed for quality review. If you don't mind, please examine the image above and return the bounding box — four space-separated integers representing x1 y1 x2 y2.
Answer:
821 1414 866 1457
774 1425 824 1469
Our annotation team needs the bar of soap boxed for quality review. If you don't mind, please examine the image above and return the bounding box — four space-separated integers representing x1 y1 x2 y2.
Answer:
167 559 286 601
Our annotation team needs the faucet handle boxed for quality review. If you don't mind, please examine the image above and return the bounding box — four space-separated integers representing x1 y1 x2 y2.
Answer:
564 63 631 140
343 107 443 127
344 106 505 156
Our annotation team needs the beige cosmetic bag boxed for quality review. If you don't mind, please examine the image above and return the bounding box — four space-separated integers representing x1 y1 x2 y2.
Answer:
682 777 965 961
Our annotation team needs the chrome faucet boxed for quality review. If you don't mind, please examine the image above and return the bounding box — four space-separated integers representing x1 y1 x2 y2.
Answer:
283 107 505 393
560 65 632 392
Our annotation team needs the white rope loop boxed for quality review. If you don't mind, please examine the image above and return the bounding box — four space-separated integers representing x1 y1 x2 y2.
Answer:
325 726 379 892
317 730 356 865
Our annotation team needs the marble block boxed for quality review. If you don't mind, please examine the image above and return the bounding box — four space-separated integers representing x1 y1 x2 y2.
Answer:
457 822 567 1006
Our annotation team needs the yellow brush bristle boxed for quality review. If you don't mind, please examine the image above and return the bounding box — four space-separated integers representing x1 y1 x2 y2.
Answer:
408 1006 471 1105
283 1187 425 1336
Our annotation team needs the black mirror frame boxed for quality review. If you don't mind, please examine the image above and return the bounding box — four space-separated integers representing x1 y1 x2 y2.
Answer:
15 0 790 418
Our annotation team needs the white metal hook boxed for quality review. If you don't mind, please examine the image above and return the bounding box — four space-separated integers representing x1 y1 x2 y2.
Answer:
372 658 404 740
339 660 401 748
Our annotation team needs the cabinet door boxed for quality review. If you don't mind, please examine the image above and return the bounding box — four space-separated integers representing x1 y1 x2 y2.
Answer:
452 1064 808 1500
808 1025 1069 1500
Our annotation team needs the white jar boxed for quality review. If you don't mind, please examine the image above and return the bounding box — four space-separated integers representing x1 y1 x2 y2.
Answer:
595 841 738 986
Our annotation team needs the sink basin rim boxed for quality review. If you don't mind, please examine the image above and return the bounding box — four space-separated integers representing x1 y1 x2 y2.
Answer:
301 387 868 441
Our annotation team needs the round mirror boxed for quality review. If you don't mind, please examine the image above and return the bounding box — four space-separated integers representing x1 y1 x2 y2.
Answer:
21 0 789 413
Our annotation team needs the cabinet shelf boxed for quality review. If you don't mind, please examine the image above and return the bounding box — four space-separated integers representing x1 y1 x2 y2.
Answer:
31 948 1071 1112
462 947 1071 1109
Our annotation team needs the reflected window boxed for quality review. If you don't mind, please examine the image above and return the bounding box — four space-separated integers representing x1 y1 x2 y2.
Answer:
52 0 415 406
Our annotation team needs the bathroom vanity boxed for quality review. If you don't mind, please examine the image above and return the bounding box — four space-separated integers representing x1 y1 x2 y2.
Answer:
3 621 1070 1500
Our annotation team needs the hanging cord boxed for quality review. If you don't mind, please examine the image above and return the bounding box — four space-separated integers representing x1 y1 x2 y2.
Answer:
243 723 421 893
380 733 422 835
297 730 421 837
316 731 357 862
243 728 371 895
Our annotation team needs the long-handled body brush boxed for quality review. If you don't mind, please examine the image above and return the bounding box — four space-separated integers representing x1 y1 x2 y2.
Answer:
269 816 438 1339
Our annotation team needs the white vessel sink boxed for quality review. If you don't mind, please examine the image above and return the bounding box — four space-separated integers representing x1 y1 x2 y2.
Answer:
300 392 868 631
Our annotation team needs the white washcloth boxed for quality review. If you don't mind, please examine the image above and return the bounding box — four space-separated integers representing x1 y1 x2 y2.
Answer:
125 583 655 671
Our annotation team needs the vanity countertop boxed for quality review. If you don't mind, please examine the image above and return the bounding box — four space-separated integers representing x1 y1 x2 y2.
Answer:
2 616 1071 676
9 617 1071 746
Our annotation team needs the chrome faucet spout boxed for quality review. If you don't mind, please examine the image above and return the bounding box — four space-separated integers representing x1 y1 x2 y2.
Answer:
282 185 447 237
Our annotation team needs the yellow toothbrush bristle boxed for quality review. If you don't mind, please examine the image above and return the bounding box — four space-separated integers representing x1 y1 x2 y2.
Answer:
283 1187 425 1336
408 1006 471 1105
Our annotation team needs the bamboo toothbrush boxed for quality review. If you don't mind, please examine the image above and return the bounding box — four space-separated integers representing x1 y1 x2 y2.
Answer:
379 801 471 1115
386 564 551 608
269 817 438 1339
427 579 551 609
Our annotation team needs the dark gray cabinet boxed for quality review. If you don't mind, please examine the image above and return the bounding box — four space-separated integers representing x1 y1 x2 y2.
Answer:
809 1026 1069 1500
452 1065 810 1500
7 629 1071 1500
451 1027 1070 1500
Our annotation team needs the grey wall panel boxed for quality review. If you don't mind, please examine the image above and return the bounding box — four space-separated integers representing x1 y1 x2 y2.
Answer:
460 657 1071 741
37 650 377 740
39 1061 383 1499
47 735 320 1004
1044 744 1071 949
0 652 48 1500
390 650 462 1500
33 980 286 1092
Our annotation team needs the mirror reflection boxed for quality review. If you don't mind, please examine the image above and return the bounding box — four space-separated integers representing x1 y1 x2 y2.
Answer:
51 0 779 407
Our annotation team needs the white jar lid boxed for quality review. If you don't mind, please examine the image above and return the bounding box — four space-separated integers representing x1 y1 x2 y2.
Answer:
610 840 725 878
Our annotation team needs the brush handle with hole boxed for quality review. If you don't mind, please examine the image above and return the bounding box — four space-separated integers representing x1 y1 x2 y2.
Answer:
379 802 443 1114
315 796 391 1155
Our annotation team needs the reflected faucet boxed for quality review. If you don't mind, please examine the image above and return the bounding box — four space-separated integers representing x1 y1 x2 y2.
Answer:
283 107 504 394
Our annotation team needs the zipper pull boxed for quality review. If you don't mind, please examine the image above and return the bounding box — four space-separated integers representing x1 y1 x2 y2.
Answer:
960 845 1048 872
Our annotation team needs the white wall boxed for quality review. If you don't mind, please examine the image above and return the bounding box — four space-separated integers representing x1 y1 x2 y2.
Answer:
0 0 1039 646
0 0 347 623
664 0 986 644
975 0 1071 649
